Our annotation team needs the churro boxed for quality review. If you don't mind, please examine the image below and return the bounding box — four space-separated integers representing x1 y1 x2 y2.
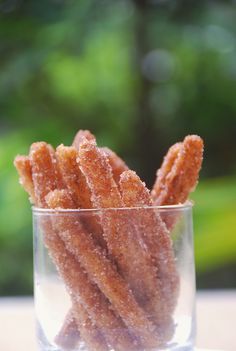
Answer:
29 142 64 206
56 145 93 209
78 141 165 331
58 134 128 344
55 143 105 342
54 309 80 350
120 171 179 317
15 153 109 351
151 143 181 204
14 155 36 203
152 135 203 205
71 301 108 351
56 144 105 248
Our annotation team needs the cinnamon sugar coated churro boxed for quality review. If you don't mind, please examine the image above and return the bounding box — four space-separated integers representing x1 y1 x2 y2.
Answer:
152 135 203 205
14 130 203 351
119 171 179 316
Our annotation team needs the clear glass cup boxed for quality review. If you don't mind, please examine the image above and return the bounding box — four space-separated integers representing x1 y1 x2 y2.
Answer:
33 204 196 351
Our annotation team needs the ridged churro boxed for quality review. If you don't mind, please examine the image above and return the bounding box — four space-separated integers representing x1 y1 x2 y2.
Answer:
56 145 93 209
14 155 36 203
151 143 181 204
58 134 128 345
56 144 105 248
29 142 64 206
120 171 179 318
78 141 167 336
15 153 109 351
55 143 105 343
152 135 203 205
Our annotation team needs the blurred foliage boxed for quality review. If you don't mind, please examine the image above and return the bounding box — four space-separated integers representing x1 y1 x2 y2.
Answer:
192 177 236 272
0 0 236 294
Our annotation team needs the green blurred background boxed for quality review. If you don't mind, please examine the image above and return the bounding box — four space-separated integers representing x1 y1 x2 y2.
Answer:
0 0 236 296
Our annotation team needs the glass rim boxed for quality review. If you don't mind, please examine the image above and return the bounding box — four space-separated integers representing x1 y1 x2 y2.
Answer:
32 201 193 214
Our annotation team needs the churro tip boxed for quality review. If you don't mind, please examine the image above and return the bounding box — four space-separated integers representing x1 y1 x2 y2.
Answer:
184 135 204 163
46 189 75 209
56 143 65 150
30 141 48 149
78 139 97 159
56 144 78 156
184 134 204 147
13 154 25 167
29 142 55 158
120 170 138 186
72 129 96 149
120 170 148 191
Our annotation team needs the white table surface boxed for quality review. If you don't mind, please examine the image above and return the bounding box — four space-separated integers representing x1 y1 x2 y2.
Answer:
0 290 235 351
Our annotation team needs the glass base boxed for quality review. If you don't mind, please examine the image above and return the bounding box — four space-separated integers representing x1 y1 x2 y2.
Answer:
37 316 195 351
38 345 194 351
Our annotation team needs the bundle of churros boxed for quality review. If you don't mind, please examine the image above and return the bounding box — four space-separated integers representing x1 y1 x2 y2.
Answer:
14 131 203 351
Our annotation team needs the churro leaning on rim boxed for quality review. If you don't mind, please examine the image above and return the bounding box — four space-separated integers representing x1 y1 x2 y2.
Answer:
15 148 109 351
119 171 179 321
55 144 107 346
59 132 128 345
151 143 181 204
152 135 204 205
29 143 110 351
15 151 80 350
151 135 203 230
78 140 168 340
